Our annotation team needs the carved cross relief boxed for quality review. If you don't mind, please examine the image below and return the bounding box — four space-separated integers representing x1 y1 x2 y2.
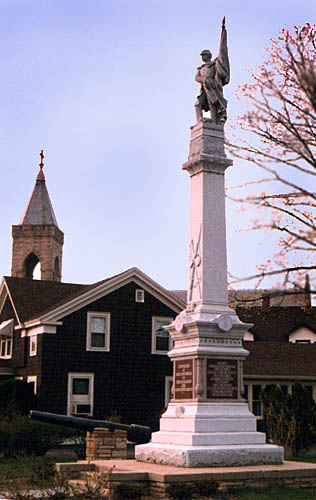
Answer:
189 224 202 302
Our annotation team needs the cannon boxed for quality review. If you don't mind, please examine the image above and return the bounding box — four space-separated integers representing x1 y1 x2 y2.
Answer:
29 410 152 445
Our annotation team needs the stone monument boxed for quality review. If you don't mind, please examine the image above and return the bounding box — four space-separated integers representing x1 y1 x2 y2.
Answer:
135 20 283 467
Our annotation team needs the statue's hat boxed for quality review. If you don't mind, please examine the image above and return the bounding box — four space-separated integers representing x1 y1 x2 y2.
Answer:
200 49 211 56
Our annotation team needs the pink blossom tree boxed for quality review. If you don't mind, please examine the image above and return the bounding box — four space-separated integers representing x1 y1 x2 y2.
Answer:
228 23 316 298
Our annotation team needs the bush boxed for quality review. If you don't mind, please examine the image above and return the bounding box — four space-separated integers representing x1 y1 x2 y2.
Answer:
0 456 55 499
2 455 54 481
261 382 316 456
0 412 84 457
0 379 38 415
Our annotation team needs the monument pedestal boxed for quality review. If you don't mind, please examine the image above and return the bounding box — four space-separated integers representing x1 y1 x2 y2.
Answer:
136 120 283 467
136 402 283 467
136 315 283 467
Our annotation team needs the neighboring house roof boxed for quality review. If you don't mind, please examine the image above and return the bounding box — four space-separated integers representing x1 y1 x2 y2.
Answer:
244 341 316 378
0 267 185 326
240 306 316 379
237 306 316 342
170 288 310 308
19 167 59 226
170 290 187 303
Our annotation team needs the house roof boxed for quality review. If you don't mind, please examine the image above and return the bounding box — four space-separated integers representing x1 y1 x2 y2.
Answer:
237 306 316 341
240 306 316 379
19 164 59 226
244 341 316 378
170 289 311 308
1 267 185 325
3 277 87 323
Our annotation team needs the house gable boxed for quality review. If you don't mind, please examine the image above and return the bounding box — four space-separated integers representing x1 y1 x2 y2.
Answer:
26 267 184 326
0 278 20 324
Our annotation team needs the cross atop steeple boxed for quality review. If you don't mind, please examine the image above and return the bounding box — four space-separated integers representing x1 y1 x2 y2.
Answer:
39 149 44 170
36 149 46 182
21 150 58 225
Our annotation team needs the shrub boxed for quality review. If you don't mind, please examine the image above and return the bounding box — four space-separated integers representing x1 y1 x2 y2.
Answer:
261 382 316 456
71 470 110 499
0 412 84 457
0 379 38 415
2 455 54 482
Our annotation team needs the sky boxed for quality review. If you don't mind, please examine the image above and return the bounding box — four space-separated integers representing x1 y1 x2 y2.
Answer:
0 0 314 291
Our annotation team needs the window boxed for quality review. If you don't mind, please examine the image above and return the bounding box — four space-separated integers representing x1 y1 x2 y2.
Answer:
296 339 311 344
86 312 110 351
0 338 12 359
30 336 37 356
73 378 89 395
252 384 262 417
135 289 145 303
304 385 313 398
67 373 94 416
27 376 37 394
242 384 249 403
152 317 173 354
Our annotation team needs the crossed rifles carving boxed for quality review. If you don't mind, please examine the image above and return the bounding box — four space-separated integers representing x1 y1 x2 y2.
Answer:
189 225 202 302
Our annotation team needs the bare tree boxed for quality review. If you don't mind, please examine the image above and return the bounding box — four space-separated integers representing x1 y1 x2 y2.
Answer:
227 23 316 295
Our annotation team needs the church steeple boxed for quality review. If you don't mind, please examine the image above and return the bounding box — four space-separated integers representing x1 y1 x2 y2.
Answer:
11 151 64 281
19 150 59 227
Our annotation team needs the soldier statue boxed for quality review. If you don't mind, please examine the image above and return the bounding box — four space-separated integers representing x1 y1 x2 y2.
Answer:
194 18 230 124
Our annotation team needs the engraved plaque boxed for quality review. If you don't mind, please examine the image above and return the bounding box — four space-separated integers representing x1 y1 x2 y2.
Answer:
206 359 238 399
174 359 193 399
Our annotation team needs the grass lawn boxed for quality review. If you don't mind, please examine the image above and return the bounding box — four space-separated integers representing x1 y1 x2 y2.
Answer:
287 455 316 463
231 485 316 499
0 455 55 484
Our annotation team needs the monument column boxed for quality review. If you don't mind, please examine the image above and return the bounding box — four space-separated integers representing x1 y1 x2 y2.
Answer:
135 19 283 467
185 121 231 312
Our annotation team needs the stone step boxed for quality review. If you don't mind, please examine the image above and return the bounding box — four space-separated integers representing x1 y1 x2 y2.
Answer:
135 442 284 467
151 430 266 446
160 417 257 433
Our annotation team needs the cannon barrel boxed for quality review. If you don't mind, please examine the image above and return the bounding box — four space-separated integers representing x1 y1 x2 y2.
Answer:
29 410 152 444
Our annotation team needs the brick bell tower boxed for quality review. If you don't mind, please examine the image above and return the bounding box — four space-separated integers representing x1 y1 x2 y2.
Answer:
11 150 64 281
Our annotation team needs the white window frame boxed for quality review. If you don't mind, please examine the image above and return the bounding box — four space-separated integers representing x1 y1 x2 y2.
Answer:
152 316 173 355
27 375 37 394
165 376 173 406
135 289 145 303
0 338 12 359
67 372 94 416
86 312 110 352
30 335 37 356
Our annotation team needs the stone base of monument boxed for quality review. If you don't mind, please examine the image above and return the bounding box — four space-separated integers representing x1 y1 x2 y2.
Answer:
135 402 283 467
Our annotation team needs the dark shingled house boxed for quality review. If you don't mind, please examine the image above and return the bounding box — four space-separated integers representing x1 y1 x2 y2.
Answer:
0 159 315 428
